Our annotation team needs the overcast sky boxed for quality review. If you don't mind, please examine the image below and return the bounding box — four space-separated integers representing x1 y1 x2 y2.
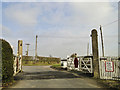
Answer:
1 0 119 58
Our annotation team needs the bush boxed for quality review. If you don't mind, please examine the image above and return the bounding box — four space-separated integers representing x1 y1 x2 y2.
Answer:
0 39 2 82
1 39 14 83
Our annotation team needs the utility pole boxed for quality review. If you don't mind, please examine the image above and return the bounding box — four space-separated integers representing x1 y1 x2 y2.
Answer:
25 43 30 56
87 43 89 56
100 25 104 57
35 35 38 60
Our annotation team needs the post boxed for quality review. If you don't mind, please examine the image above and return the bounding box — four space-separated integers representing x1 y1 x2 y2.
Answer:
100 25 105 57
18 40 23 72
35 35 38 60
91 29 99 78
25 43 30 56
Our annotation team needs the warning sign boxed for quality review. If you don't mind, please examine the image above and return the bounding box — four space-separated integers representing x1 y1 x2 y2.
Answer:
105 61 114 72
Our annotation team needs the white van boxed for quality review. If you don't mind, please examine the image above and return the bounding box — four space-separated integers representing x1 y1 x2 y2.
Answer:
61 59 67 68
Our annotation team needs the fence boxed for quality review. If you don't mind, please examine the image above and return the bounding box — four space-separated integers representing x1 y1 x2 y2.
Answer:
99 57 120 80
67 56 93 73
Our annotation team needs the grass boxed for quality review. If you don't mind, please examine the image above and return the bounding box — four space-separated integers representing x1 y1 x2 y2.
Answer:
95 79 120 89
23 63 52 66
50 64 67 70
52 64 61 67
22 60 60 66
23 61 60 66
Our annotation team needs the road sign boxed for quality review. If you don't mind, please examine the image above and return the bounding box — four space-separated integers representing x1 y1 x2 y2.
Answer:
105 61 114 72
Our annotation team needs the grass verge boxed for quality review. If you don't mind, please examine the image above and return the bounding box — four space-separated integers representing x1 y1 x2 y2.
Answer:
94 78 120 90
50 64 67 70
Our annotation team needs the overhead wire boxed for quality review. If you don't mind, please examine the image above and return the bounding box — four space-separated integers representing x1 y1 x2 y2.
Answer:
29 49 35 51
38 35 89 39
23 19 119 56
37 18 119 39
102 18 120 27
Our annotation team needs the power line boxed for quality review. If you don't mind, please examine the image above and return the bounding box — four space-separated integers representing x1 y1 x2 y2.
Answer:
37 19 119 39
102 18 120 27
37 35 117 39
38 35 89 39
29 49 35 51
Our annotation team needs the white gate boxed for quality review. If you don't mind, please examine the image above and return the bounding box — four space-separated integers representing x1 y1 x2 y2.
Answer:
67 56 93 73
13 55 22 76
99 57 120 80
80 56 93 73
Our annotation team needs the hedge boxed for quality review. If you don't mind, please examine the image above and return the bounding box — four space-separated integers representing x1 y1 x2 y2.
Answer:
22 56 60 65
1 39 14 83
0 39 2 83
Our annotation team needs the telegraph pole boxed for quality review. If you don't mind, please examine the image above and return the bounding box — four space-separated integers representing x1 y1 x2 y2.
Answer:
35 35 38 60
100 25 105 57
25 43 30 56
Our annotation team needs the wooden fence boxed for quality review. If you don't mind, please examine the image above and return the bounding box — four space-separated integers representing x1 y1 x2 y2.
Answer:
99 57 120 80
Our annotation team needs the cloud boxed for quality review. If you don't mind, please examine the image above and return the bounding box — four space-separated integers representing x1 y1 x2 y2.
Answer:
3 2 117 28
2 2 118 57
2 0 120 2
0 25 12 37
38 2 118 57
4 3 40 26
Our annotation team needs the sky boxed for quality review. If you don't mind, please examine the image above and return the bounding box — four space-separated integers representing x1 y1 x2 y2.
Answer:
0 0 119 58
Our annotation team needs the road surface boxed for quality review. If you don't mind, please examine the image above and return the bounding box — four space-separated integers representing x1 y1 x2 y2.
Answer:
6 66 104 88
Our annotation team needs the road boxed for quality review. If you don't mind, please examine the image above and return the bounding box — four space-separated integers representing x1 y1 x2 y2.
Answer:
6 66 104 88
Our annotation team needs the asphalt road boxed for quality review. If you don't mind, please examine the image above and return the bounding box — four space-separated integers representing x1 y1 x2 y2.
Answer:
6 66 104 89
